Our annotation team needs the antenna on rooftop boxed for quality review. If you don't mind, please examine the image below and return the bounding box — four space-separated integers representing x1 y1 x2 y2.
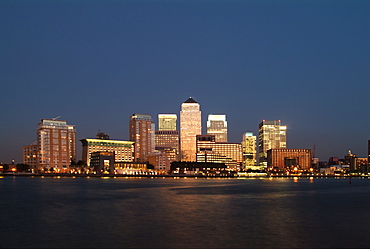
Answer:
52 116 61 120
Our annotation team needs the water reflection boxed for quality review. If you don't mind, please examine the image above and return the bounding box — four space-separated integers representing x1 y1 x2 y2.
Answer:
1 177 370 248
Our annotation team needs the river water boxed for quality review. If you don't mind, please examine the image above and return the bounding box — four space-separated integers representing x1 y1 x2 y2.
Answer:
1 176 370 248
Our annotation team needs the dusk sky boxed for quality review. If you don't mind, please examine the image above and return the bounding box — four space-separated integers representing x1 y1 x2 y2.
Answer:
1 0 369 163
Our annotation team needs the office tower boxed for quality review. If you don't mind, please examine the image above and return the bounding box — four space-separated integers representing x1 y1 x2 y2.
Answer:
207 114 227 142
80 137 134 166
344 150 358 172
196 135 243 170
155 114 180 169
37 119 76 172
180 97 202 162
158 114 177 131
267 149 311 171
130 113 155 162
155 130 180 166
258 120 287 167
241 132 257 169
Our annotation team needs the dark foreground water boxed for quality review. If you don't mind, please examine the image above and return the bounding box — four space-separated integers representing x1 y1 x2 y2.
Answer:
1 176 370 248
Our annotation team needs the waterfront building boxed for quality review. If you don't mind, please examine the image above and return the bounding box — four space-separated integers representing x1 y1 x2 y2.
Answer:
90 151 115 174
148 152 168 172
207 114 227 142
80 138 134 166
196 135 243 170
158 114 177 131
241 132 257 169
356 158 368 172
344 150 358 172
36 119 76 173
180 97 201 162
129 113 155 162
258 120 287 167
170 161 228 175
155 130 179 169
155 114 180 168
114 162 147 175
267 149 312 171
22 143 38 171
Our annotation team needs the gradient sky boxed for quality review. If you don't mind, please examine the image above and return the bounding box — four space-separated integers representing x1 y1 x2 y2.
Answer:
1 0 370 163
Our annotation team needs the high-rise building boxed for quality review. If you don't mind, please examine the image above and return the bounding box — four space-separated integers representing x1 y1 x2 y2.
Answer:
180 97 201 162
158 114 177 131
37 119 76 172
241 132 257 169
344 150 358 172
155 114 179 171
155 130 180 165
196 135 243 170
258 120 287 167
207 114 227 142
130 113 155 162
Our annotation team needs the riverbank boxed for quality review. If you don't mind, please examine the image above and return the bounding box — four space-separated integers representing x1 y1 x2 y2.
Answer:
1 172 369 179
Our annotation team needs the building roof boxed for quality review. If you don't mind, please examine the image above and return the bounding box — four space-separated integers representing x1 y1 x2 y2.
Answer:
184 97 198 103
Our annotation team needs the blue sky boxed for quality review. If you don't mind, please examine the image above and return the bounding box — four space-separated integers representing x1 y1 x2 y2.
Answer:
1 0 369 163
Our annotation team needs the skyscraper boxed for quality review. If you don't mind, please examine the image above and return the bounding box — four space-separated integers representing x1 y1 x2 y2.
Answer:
158 114 177 131
258 120 287 167
155 114 180 169
36 119 76 172
129 114 155 162
242 132 257 169
180 97 201 162
207 114 227 142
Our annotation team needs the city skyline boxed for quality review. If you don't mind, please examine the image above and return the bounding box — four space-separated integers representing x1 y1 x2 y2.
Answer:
1 0 370 163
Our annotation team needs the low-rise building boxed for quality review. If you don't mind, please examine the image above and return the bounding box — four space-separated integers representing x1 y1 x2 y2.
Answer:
267 149 312 171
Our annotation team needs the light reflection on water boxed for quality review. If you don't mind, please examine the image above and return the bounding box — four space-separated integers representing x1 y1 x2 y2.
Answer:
1 177 370 248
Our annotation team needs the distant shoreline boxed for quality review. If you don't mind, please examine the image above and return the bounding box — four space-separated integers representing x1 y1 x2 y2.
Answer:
1 172 369 179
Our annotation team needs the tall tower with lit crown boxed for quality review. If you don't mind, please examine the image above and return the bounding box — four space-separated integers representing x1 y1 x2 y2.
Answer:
158 114 177 131
180 97 201 162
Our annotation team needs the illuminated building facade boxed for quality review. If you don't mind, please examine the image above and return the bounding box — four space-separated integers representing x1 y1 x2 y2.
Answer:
114 162 147 175
80 138 134 166
155 130 180 167
129 113 155 162
158 114 177 131
241 132 257 169
207 114 227 142
22 144 38 171
258 120 287 167
36 119 76 172
148 152 168 172
196 135 243 170
344 150 358 172
180 97 201 162
267 149 311 171
155 113 180 166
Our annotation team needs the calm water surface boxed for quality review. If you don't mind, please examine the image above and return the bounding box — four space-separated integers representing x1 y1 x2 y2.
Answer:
1 176 370 248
